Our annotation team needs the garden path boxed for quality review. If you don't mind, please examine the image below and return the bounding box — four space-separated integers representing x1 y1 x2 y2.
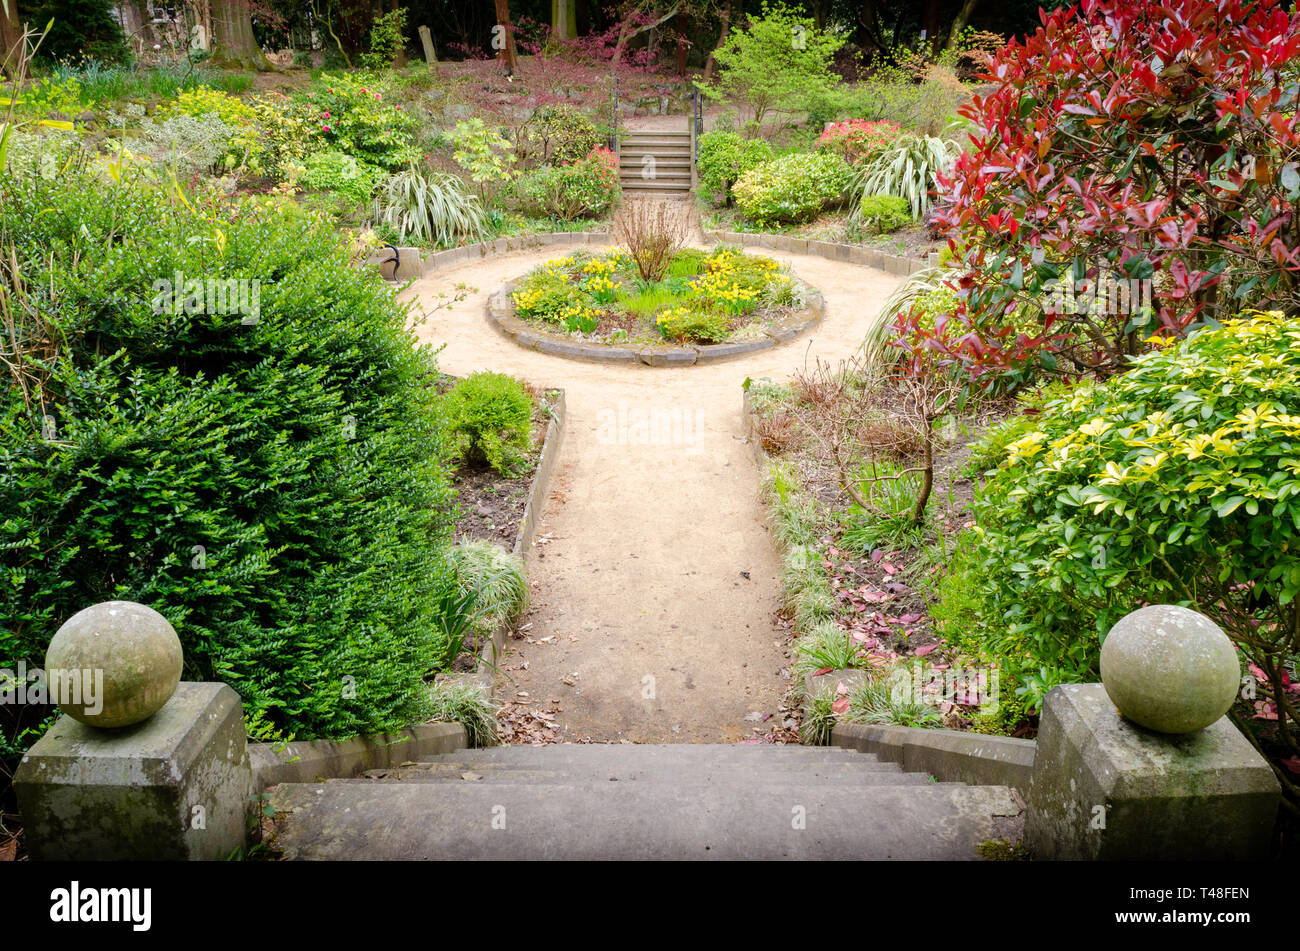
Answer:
404 240 903 742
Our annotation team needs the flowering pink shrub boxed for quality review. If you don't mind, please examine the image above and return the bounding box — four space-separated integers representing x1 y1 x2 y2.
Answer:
815 119 903 163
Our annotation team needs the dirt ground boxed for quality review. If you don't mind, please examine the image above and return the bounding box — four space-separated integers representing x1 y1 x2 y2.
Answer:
403 237 903 743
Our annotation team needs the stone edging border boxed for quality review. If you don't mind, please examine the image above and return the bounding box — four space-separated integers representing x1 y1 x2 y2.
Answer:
486 278 826 367
372 232 612 281
249 722 466 790
701 230 931 277
373 229 929 283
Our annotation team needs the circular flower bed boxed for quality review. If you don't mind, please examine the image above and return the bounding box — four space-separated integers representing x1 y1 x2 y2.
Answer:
508 245 815 347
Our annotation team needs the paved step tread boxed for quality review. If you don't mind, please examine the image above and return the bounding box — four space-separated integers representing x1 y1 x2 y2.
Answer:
270 782 1018 861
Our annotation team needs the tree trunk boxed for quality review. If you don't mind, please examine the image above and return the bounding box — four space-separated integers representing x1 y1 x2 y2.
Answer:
701 0 729 82
0 0 22 78
911 420 934 526
212 0 270 70
494 0 516 73
922 0 941 55
945 0 980 50
390 0 407 66
553 0 576 41
674 16 688 75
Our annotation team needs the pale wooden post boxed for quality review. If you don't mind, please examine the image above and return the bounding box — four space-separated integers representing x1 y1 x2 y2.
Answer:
418 25 438 68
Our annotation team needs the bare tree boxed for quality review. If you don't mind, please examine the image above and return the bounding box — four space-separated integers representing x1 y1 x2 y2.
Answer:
610 0 680 66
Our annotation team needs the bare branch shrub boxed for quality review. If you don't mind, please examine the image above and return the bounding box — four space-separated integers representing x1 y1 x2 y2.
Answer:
783 353 961 525
612 198 687 283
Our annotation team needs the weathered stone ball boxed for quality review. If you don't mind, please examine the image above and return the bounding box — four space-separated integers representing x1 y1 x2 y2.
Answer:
44 601 183 728
1100 605 1239 734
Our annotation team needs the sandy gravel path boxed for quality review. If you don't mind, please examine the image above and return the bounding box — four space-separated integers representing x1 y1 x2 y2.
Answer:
403 241 903 743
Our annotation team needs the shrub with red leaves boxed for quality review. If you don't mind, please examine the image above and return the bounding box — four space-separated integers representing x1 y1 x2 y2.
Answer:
917 0 1300 383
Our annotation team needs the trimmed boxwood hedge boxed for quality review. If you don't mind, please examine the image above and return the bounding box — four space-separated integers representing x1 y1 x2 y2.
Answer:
0 143 458 751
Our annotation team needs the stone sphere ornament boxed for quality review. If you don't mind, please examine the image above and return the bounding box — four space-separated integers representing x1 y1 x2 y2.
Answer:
44 601 183 728
1100 604 1239 734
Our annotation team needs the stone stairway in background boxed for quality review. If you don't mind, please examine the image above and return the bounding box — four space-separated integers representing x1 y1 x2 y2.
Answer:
267 744 1020 860
618 128 694 196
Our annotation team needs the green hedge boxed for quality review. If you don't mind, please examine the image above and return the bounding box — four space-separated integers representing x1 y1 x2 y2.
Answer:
0 144 457 746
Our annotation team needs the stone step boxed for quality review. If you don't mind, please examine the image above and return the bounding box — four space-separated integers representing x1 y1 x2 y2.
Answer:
338 762 931 786
618 152 693 164
619 147 693 157
333 771 941 787
622 131 692 141
388 756 900 775
620 171 693 184
621 181 693 193
620 154 693 165
269 781 1018 860
423 744 870 766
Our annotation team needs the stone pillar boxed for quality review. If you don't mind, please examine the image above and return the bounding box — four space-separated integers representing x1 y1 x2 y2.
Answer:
1024 606 1281 860
13 602 252 861
16 682 252 860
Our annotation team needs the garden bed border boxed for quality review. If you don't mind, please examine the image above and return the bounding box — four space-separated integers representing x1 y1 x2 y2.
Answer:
374 229 931 284
465 387 566 694
701 230 932 277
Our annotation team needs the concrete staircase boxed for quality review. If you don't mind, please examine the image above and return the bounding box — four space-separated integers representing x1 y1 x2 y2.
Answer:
268 744 1020 860
618 129 694 196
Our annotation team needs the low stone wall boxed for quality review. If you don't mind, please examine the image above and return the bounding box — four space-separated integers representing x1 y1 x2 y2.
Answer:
370 232 613 280
832 722 1036 790
249 722 467 790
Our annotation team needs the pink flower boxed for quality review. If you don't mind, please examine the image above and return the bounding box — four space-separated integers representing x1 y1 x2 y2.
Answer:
323 124 331 132
322 110 330 118
374 93 380 100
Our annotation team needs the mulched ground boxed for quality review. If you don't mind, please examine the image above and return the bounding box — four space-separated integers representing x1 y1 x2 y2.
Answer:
760 381 1038 736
